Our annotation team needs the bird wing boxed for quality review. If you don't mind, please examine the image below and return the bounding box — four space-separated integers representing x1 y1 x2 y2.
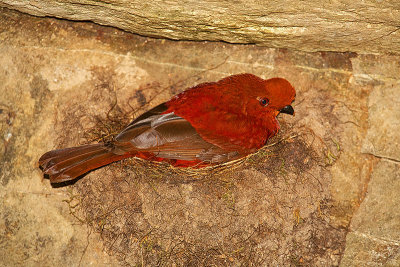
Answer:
115 103 241 163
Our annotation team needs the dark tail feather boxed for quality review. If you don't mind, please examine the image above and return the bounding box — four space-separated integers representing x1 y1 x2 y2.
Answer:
38 144 131 183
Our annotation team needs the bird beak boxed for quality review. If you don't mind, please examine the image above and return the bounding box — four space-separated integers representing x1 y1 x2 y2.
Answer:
280 105 294 115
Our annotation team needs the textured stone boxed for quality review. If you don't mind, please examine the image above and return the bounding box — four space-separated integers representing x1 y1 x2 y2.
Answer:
1 8 400 267
362 82 400 162
341 160 400 266
0 0 399 54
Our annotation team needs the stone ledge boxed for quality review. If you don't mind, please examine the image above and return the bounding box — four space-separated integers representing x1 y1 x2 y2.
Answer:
1 1 399 54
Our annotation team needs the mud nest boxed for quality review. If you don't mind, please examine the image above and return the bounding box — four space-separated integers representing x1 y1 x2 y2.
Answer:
55 82 347 266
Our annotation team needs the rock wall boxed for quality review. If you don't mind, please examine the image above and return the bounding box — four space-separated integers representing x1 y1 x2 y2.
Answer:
1 8 400 266
0 0 399 54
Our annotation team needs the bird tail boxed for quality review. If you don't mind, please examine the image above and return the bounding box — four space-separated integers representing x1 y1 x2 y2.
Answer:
38 143 131 183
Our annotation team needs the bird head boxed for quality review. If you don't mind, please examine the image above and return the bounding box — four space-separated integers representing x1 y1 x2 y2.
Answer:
220 74 296 118
259 77 296 117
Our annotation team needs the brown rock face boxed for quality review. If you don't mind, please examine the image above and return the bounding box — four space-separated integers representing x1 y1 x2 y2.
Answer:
1 7 400 267
0 0 400 54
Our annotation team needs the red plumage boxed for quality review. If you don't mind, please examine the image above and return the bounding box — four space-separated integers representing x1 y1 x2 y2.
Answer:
39 73 296 183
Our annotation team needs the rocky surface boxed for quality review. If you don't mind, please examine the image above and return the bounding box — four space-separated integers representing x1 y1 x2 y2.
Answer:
341 160 400 266
341 55 400 266
0 8 399 266
0 1 399 54
362 81 400 161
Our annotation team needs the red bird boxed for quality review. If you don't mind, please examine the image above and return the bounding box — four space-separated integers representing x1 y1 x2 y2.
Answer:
39 74 295 183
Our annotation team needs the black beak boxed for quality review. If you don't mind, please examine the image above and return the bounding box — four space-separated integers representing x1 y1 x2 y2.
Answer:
280 105 294 115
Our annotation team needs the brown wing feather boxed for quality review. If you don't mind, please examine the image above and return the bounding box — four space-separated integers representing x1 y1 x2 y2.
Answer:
114 103 243 163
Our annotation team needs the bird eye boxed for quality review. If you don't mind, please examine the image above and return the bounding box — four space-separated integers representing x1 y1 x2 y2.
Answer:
259 97 269 106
